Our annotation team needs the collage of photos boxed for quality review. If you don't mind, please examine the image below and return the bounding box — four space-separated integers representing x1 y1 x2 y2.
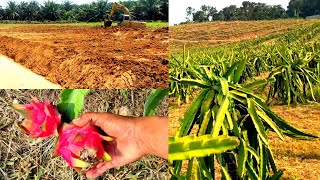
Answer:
0 0 319 179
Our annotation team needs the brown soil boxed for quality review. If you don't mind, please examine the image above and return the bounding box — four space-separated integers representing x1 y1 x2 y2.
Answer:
0 25 168 89
170 19 319 51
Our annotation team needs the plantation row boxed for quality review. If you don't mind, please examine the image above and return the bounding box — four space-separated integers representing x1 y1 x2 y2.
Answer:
170 22 320 105
168 22 320 179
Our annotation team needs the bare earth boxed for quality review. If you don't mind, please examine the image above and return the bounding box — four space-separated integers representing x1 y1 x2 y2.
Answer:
0 25 168 89
170 19 318 51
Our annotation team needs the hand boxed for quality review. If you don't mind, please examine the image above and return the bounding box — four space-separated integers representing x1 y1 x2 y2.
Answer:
72 113 168 178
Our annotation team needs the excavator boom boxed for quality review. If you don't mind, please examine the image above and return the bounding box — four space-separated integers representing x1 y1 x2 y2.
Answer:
109 2 130 18
104 2 146 28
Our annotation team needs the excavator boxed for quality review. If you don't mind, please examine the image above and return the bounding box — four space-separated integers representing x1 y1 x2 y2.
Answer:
104 2 146 28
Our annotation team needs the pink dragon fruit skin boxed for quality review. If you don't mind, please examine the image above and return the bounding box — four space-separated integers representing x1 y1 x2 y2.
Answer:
55 124 113 171
12 97 62 138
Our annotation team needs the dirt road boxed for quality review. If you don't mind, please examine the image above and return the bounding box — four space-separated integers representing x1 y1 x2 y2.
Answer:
0 55 61 89
0 25 168 89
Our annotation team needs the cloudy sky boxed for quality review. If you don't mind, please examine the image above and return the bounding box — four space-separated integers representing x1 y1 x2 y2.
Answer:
169 0 291 25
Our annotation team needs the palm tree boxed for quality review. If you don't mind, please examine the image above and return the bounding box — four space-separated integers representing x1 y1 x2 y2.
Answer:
7 1 19 20
17 1 28 20
140 0 161 20
0 6 4 20
159 0 168 20
62 0 74 12
27 1 41 21
41 1 61 21
94 0 107 21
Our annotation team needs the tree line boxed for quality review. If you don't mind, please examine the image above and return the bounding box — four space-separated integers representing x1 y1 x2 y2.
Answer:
186 0 320 23
0 0 168 22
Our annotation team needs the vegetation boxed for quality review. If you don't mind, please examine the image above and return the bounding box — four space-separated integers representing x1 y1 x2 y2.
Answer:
287 0 320 18
169 21 320 179
0 0 168 22
184 0 319 23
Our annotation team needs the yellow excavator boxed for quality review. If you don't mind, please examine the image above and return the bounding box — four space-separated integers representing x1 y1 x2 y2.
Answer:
104 2 146 28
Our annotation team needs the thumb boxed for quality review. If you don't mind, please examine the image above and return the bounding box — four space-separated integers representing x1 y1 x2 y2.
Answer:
72 112 102 127
72 117 90 127
72 112 133 137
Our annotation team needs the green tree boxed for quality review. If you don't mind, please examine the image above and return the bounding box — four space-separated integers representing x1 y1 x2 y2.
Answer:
0 6 4 20
207 6 217 20
7 1 19 20
76 3 98 22
62 0 74 12
92 0 107 21
140 0 161 20
300 0 320 17
18 1 41 21
287 0 303 17
0 0 168 22
269 5 286 19
222 5 239 21
186 6 195 22
41 1 61 21
192 10 207 22
159 0 168 21
17 1 28 20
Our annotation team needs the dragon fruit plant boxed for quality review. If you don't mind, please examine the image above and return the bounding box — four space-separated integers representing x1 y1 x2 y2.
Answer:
12 90 113 172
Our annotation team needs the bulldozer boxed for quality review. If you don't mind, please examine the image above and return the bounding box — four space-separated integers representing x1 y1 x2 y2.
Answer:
104 2 146 28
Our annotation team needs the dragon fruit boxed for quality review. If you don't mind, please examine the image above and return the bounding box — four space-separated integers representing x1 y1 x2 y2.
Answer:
12 97 61 138
54 124 113 172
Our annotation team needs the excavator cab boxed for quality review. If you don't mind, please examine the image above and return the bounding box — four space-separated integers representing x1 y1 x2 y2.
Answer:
121 14 130 21
104 14 130 27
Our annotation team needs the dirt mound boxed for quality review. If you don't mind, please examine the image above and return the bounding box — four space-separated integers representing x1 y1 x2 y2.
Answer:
0 25 168 89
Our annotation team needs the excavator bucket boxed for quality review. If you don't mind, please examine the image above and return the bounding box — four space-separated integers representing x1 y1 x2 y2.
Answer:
104 20 113 28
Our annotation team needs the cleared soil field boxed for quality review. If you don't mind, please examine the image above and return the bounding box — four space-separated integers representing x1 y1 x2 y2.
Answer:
0 25 168 89
170 19 318 51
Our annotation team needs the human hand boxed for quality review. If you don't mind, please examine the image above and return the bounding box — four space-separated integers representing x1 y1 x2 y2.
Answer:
72 113 168 178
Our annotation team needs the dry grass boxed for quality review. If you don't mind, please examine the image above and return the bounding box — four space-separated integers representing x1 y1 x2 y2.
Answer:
0 89 168 180
169 19 320 51
270 104 320 180
169 97 320 179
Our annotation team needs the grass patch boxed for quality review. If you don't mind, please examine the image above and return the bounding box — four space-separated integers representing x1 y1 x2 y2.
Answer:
146 21 168 29
0 21 168 29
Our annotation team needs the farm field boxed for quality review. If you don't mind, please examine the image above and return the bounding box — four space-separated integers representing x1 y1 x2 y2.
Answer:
169 100 320 179
0 23 168 89
169 19 320 179
170 19 319 51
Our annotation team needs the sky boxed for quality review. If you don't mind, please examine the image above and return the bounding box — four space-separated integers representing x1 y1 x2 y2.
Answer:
169 0 291 25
